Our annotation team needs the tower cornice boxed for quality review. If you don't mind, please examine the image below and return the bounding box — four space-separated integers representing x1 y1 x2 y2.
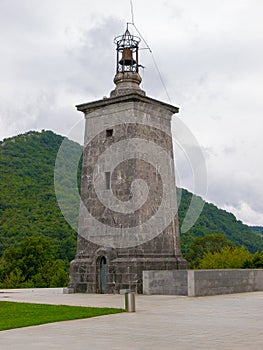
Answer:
76 92 179 114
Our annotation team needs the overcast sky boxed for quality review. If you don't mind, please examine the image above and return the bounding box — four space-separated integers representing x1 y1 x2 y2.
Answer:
0 0 262 226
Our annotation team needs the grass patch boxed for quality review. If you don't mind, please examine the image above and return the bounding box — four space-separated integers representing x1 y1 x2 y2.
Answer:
0 301 124 331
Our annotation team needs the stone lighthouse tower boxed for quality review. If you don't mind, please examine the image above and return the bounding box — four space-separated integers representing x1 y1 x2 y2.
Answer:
69 27 187 294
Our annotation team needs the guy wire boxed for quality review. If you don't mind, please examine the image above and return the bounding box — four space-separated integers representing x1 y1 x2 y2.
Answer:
128 0 172 103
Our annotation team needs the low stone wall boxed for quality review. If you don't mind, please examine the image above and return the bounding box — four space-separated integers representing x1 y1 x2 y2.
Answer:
143 270 188 295
188 269 263 296
143 269 263 296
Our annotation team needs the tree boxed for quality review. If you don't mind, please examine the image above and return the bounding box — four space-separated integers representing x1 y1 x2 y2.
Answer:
0 236 68 288
198 246 251 269
185 234 234 268
242 251 263 268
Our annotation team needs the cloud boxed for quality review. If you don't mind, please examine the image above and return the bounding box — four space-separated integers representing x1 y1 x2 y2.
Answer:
224 202 263 227
0 5 123 139
0 0 262 226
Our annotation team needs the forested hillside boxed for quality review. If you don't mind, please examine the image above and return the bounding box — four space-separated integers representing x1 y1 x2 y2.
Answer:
178 190 263 254
0 130 262 267
0 131 78 262
250 226 263 236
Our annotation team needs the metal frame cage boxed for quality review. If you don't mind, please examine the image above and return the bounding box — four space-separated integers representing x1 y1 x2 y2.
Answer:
114 28 141 73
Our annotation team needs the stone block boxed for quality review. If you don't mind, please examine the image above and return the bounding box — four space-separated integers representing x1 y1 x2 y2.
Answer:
253 270 263 290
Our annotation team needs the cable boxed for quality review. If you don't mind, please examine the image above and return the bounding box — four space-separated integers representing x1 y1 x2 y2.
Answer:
150 53 172 103
132 24 172 103
128 1 172 103
132 23 152 53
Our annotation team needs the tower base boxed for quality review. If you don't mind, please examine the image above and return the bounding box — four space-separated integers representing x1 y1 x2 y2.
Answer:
68 255 187 294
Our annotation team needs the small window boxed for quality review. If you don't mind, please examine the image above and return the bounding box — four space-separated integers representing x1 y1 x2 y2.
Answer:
106 129 113 137
105 172 111 190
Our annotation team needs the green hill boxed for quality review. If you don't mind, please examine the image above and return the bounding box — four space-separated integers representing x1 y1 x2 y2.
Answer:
0 130 78 262
250 226 263 236
0 130 262 263
178 190 263 254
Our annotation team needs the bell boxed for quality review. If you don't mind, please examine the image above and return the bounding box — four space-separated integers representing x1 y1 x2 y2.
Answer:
119 48 136 66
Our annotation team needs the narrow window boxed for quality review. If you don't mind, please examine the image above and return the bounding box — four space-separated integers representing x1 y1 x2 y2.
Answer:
105 172 111 190
106 129 113 137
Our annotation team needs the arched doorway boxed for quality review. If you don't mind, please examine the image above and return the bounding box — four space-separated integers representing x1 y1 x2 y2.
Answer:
98 256 107 294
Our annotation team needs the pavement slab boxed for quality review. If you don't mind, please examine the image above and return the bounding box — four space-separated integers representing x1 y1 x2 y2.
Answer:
0 288 263 350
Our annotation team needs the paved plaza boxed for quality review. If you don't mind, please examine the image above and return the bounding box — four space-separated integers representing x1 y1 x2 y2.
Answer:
0 288 262 349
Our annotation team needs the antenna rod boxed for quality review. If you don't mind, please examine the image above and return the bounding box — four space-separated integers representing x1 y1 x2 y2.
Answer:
130 0 135 24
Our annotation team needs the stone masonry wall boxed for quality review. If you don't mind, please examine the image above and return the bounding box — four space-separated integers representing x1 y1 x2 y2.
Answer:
143 270 188 295
143 269 263 296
